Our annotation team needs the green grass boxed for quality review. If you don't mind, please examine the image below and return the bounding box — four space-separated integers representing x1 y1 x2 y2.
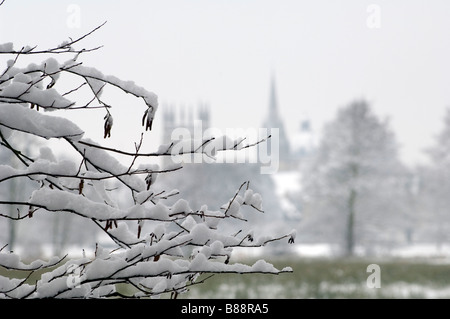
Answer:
3 256 450 298
179 257 450 299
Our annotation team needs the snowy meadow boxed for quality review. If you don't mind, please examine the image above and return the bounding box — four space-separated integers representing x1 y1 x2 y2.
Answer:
181 247 450 299
4 248 450 299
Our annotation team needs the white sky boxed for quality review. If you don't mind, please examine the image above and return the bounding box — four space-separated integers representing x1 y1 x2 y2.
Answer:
1 0 450 167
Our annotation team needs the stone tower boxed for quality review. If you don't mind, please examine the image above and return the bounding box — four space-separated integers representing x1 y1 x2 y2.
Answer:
161 103 211 166
260 75 292 171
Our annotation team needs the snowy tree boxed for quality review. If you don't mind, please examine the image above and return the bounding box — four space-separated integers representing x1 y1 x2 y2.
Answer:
0 132 41 254
299 100 405 256
420 107 450 249
0 22 293 298
0 138 19 250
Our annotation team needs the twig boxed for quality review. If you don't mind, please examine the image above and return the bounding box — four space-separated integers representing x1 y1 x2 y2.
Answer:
224 181 248 216
0 22 107 56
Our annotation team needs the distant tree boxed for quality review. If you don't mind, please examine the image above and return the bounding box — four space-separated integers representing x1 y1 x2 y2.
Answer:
299 100 405 256
0 19 293 298
0 141 18 250
0 130 45 252
421 107 450 250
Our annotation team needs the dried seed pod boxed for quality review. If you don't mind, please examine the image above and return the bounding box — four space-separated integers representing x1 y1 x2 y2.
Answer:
103 113 113 138
145 116 153 131
28 205 34 218
288 230 296 244
47 77 56 89
78 179 84 194
145 173 153 190
137 220 145 239
141 108 148 127
142 106 155 131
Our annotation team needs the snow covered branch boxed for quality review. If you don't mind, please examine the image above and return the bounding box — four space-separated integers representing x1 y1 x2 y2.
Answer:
0 22 106 57
0 22 293 299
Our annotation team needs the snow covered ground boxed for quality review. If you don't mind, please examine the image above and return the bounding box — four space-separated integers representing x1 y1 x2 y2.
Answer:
187 281 450 299
185 243 450 299
11 241 450 299
233 242 450 261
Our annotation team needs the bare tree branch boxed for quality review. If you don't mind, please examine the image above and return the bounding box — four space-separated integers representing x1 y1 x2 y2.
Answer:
0 19 293 299
0 22 106 56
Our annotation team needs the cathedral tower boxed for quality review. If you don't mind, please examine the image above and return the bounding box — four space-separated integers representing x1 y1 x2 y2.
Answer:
260 74 292 170
161 103 211 166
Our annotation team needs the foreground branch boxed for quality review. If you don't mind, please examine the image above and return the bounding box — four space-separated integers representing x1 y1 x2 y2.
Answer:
0 17 294 299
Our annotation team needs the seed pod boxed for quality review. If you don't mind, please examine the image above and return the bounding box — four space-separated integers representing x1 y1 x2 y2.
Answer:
47 77 56 89
142 106 155 131
78 179 84 194
103 113 113 138
288 230 296 244
141 108 148 127
28 205 34 218
145 173 153 190
145 116 153 131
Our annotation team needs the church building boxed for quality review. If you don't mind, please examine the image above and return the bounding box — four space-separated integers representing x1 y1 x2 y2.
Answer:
160 75 315 172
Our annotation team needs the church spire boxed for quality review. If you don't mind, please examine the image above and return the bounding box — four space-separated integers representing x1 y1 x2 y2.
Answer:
261 73 291 168
269 72 280 121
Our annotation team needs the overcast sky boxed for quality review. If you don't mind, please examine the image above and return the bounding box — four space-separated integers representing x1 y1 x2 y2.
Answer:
1 0 450 167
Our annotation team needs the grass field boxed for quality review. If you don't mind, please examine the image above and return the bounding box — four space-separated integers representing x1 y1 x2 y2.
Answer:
179 257 450 299
3 256 450 298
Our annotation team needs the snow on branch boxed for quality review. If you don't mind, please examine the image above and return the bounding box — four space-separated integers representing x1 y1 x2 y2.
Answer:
0 20 293 299
0 22 106 56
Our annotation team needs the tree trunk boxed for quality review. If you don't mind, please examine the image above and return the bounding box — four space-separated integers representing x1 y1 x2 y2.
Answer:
346 189 357 256
7 167 18 252
8 206 17 251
